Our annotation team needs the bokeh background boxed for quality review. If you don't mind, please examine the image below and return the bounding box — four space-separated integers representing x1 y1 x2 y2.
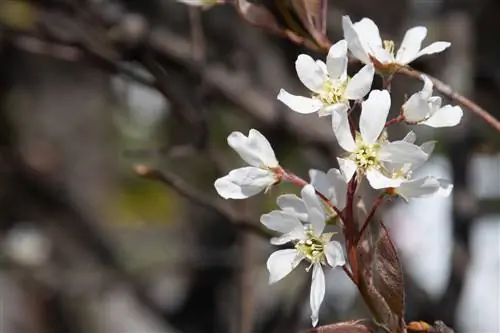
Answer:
0 1 499 333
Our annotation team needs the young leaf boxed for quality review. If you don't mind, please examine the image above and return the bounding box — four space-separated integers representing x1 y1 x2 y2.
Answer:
234 0 285 35
309 320 372 333
289 0 330 48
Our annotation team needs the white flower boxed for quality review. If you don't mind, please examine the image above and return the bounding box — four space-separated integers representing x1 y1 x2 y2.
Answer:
214 129 280 199
176 0 222 9
383 131 453 199
331 90 429 189
402 75 463 127
261 185 345 326
342 16 450 71
277 40 374 116
309 168 348 211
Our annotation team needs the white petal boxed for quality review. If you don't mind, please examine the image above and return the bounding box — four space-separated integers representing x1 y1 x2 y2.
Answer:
337 158 357 182
345 64 374 100
267 249 302 284
413 41 451 62
260 211 302 233
296 54 327 93
395 26 427 64
310 263 326 327
331 107 356 152
421 105 463 128
248 129 279 166
326 168 348 210
366 169 403 189
277 89 322 114
379 141 428 164
420 140 437 155
301 185 326 235
324 241 346 267
227 129 278 167
402 131 416 143
214 167 275 199
420 74 434 99
370 45 394 64
396 177 440 199
326 40 348 80
271 225 307 245
436 178 453 197
353 18 383 48
318 102 348 117
277 194 308 220
360 90 391 144
309 169 331 199
342 16 371 64
403 92 431 123
429 96 442 111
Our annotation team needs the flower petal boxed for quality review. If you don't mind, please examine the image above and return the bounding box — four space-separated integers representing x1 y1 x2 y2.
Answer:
319 103 348 117
260 211 302 233
395 26 427 64
267 249 302 284
326 168 348 210
296 54 327 92
310 263 326 327
396 177 440 199
342 16 371 64
366 169 403 189
214 167 275 199
344 64 374 100
360 90 391 144
277 89 323 114
420 140 436 155
309 169 331 199
301 184 326 235
421 105 463 128
337 158 357 182
414 41 451 61
227 129 278 167
271 225 307 245
248 129 279 166
353 18 383 48
402 131 416 143
379 141 428 164
324 241 346 267
403 92 431 123
331 107 356 152
436 178 453 197
277 194 308 220
326 40 348 80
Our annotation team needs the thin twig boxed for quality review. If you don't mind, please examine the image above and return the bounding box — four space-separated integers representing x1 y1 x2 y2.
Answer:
134 165 273 238
358 194 385 243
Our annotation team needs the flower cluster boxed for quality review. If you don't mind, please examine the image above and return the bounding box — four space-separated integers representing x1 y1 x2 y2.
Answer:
214 16 462 327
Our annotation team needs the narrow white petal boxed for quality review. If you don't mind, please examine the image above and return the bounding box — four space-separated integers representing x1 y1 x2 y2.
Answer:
402 131 417 143
277 194 308 220
310 263 326 327
429 96 442 111
379 141 428 164
326 40 348 80
324 241 346 267
360 90 391 144
396 177 440 198
248 129 279 167
267 249 302 284
331 107 356 152
395 26 427 64
309 169 331 200
337 158 357 182
214 167 275 199
403 93 431 123
344 64 374 100
301 185 326 235
370 45 393 64
296 54 327 93
227 131 262 167
318 103 348 117
342 16 371 64
366 169 403 189
421 105 463 128
277 89 322 114
353 18 383 48
271 225 307 245
326 168 348 210
413 42 451 62
420 75 434 99
260 211 302 233
420 140 437 155
436 178 453 197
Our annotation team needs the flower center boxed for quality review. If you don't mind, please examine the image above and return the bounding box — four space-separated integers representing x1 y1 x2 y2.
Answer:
295 229 325 264
313 78 348 105
383 40 396 58
353 144 380 170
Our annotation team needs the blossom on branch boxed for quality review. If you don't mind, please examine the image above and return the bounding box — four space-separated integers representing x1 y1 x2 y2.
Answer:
261 185 345 326
342 16 450 73
402 75 463 127
214 129 281 199
277 40 374 116
331 90 428 189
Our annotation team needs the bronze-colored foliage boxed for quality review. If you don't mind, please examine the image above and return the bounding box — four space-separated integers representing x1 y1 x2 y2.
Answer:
308 320 372 333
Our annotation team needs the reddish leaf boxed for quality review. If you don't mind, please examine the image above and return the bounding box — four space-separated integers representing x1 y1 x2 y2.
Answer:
234 0 284 35
290 0 331 48
309 320 372 333
356 221 405 333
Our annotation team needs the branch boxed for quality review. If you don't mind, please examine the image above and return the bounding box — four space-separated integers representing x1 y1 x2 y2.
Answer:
134 165 273 238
